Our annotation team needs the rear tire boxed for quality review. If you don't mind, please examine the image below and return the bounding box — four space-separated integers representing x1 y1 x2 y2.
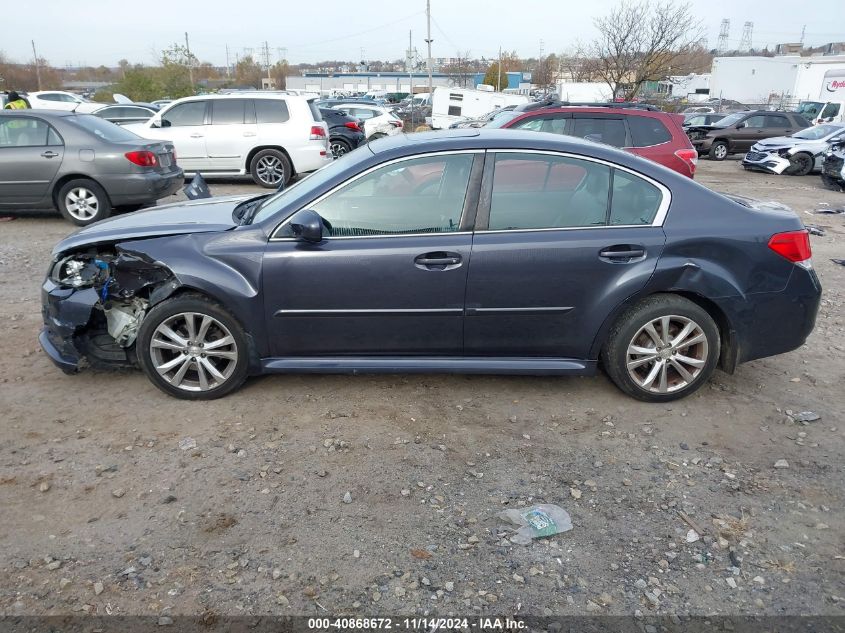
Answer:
602 295 720 403
136 294 250 400
786 153 813 176
249 149 291 188
56 179 112 226
330 138 351 159
708 141 728 161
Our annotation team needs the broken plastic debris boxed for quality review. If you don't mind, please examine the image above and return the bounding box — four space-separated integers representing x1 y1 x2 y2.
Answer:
832 259 845 267
498 504 572 545
178 437 197 451
790 411 820 424
805 225 826 237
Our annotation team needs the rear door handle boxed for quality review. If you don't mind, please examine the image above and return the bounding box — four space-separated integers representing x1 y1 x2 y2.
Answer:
243 132 257 137
41 151 59 158
414 251 462 270
599 246 646 262
190 134 204 138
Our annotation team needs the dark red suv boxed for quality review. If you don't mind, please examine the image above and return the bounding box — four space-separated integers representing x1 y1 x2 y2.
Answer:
489 104 698 178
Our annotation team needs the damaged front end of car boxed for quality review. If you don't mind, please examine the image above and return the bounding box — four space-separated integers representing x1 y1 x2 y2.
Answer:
40 246 179 373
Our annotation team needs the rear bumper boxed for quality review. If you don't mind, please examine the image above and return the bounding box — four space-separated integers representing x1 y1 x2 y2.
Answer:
722 266 821 365
292 146 333 174
100 169 184 206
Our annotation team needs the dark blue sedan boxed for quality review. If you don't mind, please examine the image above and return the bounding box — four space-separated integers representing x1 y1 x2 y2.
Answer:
40 129 821 401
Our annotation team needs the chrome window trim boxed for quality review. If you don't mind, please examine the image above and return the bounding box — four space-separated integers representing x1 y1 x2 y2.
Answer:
269 149 483 241
484 148 672 229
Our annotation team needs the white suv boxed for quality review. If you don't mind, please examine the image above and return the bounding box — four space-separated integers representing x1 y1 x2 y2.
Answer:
125 94 331 187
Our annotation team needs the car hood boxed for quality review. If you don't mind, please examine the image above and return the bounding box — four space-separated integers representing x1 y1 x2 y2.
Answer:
53 195 253 255
751 135 794 149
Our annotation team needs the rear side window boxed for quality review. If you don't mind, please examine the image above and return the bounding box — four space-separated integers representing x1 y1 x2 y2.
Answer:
0 117 52 147
570 118 627 147
511 115 567 135
255 99 290 124
489 153 611 230
766 115 790 128
212 99 247 125
610 170 662 226
163 101 206 127
628 116 672 147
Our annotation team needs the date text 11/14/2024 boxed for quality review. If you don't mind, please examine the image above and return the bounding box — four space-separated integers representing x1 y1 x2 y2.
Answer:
307 617 527 630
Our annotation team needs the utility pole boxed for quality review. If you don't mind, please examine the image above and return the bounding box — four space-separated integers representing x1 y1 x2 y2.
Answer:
225 44 231 78
31 40 42 90
184 32 194 90
425 0 433 96
497 46 502 91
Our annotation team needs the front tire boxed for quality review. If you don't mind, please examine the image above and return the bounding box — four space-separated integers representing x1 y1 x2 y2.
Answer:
786 153 813 176
602 295 720 402
136 295 250 400
249 149 292 188
708 141 728 161
56 179 112 226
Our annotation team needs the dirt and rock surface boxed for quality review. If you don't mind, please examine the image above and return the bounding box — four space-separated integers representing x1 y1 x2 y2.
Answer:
0 159 843 621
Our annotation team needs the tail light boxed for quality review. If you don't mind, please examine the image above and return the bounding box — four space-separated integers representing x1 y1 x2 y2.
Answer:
674 148 698 177
125 150 158 167
344 121 362 132
768 230 812 268
310 125 327 140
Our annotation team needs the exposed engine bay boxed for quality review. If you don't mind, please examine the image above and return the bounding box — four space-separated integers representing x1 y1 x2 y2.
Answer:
43 247 178 371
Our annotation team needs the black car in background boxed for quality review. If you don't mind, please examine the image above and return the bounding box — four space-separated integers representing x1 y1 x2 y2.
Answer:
39 130 820 402
319 108 366 157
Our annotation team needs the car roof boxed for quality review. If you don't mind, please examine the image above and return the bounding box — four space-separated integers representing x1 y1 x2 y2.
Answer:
512 106 675 119
0 109 78 118
173 93 310 102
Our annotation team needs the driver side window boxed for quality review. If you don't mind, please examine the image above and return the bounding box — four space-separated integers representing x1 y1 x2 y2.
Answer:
310 153 474 237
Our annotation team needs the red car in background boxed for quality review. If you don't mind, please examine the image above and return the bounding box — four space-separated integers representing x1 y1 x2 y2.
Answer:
488 103 698 178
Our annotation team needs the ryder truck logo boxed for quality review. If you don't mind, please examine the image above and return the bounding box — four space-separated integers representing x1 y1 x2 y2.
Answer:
825 78 845 93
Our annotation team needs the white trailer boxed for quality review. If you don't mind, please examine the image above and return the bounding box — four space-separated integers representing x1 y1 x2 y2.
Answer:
430 87 528 130
555 82 614 103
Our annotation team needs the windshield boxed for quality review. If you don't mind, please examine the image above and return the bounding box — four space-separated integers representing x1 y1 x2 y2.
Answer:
792 124 843 140
484 111 521 128
711 112 745 128
797 101 824 116
67 114 142 142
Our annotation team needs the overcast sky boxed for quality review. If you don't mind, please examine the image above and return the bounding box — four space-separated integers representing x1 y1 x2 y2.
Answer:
7 0 845 68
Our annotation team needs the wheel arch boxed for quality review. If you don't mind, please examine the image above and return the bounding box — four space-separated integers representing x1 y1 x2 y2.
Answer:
51 174 113 209
591 290 738 374
245 145 296 177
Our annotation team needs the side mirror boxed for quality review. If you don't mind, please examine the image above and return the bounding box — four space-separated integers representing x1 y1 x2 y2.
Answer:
288 209 325 243
736 122 746 129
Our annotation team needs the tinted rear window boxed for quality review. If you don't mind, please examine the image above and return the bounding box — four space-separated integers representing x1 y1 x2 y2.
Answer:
254 99 290 124
68 114 141 142
628 116 672 146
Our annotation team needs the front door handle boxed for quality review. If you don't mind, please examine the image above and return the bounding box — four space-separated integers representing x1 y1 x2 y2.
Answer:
190 133 204 138
41 151 59 158
414 251 462 270
599 245 646 263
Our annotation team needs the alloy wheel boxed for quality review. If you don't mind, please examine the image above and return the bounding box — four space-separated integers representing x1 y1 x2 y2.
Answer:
65 187 100 221
149 312 239 392
713 144 727 159
330 141 348 158
255 155 285 186
626 315 709 394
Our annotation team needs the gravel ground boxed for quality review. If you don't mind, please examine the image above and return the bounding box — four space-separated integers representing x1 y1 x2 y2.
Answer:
0 158 843 621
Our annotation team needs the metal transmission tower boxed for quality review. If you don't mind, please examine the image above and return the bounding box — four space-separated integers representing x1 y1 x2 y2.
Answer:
739 22 753 51
717 19 730 53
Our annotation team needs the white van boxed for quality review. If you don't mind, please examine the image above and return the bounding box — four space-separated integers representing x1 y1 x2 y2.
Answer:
126 94 331 188
430 87 528 130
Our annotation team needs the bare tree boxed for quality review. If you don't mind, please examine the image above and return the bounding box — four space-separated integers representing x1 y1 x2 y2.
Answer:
441 51 474 88
581 1 704 100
